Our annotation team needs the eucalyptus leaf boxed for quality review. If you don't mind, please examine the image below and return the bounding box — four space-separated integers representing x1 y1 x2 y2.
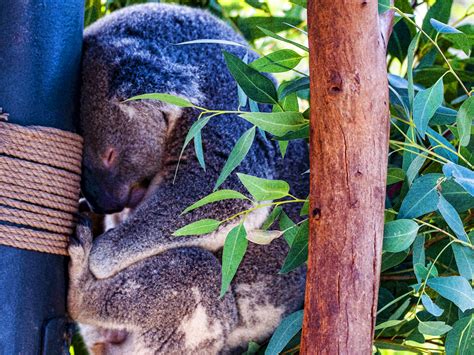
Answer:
413 77 444 138
387 168 405 185
280 77 310 99
239 111 307 137
381 250 409 272
257 26 309 52
418 321 452 336
214 126 256 190
398 174 442 219
421 294 444 317
237 173 289 201
194 130 205 170
220 223 248 297
383 219 419 253
176 39 248 49
407 33 420 112
279 212 298 246
426 127 458 163
126 93 194 107
452 243 474 281
427 276 474 312
223 51 278 104
280 220 309 273
437 194 469 242
430 19 462 34
250 49 303 73
445 315 474 355
246 229 282 245
443 163 474 196
457 96 474 147
173 219 220 236
182 190 249 214
265 310 304 355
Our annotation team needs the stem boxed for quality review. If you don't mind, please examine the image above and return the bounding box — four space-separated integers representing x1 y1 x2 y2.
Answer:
392 7 470 96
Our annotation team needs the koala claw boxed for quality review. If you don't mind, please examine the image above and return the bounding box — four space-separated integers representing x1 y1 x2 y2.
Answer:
69 214 93 258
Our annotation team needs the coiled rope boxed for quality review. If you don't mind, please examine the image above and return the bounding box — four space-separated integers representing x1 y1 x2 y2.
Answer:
0 120 83 255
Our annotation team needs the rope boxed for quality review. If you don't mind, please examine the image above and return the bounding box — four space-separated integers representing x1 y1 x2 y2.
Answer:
0 121 83 255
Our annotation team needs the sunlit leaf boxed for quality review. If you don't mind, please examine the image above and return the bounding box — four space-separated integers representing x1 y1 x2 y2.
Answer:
214 126 256 190
173 219 220 236
220 223 248 297
250 49 303 73
182 190 249 214
237 173 289 201
126 93 194 107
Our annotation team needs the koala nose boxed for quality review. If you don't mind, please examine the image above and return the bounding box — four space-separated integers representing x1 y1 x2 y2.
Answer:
102 147 117 169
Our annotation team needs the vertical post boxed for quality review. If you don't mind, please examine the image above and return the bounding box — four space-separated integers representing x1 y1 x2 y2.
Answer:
0 1 83 353
302 1 392 353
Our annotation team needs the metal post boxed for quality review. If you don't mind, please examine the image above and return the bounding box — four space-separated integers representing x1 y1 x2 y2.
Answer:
0 1 83 353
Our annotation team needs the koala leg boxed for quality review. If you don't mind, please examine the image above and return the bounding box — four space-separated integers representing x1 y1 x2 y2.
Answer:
69 221 238 354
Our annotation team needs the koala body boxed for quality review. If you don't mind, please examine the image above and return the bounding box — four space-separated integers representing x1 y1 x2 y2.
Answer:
70 3 309 354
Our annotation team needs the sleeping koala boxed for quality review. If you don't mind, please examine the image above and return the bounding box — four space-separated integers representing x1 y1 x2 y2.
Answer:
69 3 309 354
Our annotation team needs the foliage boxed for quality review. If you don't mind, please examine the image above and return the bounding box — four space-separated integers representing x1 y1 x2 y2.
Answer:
78 0 474 354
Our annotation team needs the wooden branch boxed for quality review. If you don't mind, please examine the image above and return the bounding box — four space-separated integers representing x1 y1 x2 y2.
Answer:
302 0 392 353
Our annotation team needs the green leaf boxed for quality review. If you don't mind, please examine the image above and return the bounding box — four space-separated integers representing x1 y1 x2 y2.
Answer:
223 51 278 104
378 0 390 14
437 194 469 242
182 190 248 214
421 294 444 317
457 96 474 147
406 155 426 186
418 321 452 336
180 116 212 159
381 250 409 272
387 168 406 185
279 212 298 246
250 49 303 73
126 93 194 107
289 0 306 8
414 262 438 281
374 319 404 330
176 39 248 49
280 77 310 99
431 106 458 125
422 0 453 41
280 220 309 273
237 173 289 201
262 206 283 230
443 163 474 197
445 316 474 355
452 243 474 281
398 174 442 219
265 310 303 355
238 17 302 41
300 199 309 216
214 126 256 190
427 276 474 312
442 178 474 212
173 219 220 236
194 130 205 170
430 19 462 34
413 77 444 138
239 111 307 137
427 127 458 163
383 219 419 253
257 26 309 52
407 33 420 112
413 235 425 283
220 223 248 297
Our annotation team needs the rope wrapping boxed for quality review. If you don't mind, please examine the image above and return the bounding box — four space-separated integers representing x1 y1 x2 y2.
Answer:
0 121 83 255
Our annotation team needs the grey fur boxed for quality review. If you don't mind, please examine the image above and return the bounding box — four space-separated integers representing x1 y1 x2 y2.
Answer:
71 3 309 354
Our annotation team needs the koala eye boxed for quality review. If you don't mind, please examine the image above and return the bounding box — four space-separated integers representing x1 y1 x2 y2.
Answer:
102 147 118 169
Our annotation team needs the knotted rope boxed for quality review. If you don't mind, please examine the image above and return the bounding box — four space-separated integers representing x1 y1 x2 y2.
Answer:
0 120 83 255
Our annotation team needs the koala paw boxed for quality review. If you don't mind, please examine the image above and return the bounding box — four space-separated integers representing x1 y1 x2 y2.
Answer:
69 214 93 263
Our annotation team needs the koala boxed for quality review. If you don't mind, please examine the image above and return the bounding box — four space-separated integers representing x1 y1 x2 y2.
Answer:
69 3 309 354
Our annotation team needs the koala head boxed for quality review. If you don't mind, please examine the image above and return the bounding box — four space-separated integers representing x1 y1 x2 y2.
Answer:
80 99 180 214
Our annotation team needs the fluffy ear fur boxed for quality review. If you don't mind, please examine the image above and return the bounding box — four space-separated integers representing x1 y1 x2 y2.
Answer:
72 3 309 354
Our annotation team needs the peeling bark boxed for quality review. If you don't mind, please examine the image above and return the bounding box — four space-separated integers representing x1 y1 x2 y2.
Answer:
302 1 393 353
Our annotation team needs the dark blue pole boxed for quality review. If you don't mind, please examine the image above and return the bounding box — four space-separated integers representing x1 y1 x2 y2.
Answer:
0 1 83 353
